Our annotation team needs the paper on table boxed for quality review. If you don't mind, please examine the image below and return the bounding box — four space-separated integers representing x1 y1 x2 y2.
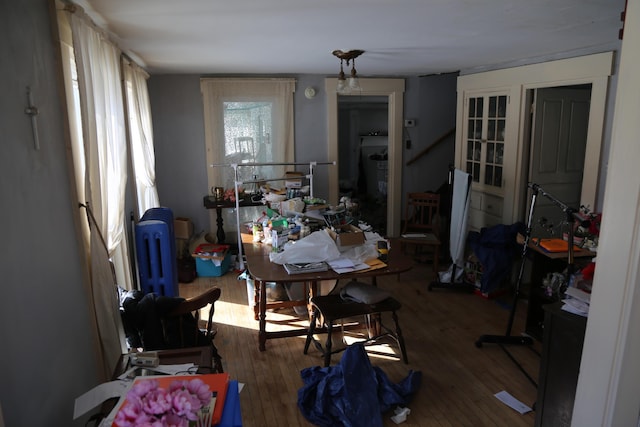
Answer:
494 390 532 414
117 363 196 380
327 258 370 274
562 299 589 317
73 380 130 419
564 287 591 304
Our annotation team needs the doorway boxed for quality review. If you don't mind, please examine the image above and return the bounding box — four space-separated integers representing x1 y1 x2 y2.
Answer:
338 96 389 231
326 78 405 237
525 84 592 238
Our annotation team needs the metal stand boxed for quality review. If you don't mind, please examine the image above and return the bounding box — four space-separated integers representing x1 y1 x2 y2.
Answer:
210 161 335 270
475 183 583 388
475 184 539 387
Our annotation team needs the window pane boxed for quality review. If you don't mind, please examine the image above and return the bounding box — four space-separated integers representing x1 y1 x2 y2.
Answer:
488 120 495 140
473 142 481 161
495 166 503 187
486 143 495 163
485 165 494 185
223 101 273 183
497 119 505 141
496 144 504 165
498 96 507 118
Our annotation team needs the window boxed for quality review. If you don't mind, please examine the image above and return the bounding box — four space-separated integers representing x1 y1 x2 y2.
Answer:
201 78 296 231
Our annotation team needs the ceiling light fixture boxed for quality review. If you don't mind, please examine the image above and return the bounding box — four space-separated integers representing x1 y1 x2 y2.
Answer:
332 49 364 94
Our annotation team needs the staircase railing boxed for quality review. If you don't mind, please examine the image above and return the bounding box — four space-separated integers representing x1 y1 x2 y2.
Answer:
405 127 455 166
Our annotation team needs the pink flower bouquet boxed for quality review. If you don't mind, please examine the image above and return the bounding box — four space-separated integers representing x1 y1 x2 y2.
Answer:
114 378 211 427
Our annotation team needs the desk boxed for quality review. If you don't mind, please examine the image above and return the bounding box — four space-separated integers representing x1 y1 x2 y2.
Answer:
203 195 263 243
243 238 413 351
525 242 594 340
535 303 587 427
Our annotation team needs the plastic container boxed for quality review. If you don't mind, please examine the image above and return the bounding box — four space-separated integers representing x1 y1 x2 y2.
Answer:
192 244 232 277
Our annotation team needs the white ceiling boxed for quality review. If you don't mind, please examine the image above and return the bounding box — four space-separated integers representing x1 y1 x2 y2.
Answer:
74 0 625 76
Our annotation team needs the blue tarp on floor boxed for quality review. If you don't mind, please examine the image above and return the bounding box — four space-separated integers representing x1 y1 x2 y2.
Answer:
298 343 422 427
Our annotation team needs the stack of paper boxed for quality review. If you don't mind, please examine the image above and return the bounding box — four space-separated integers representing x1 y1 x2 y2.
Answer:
562 287 591 317
327 257 387 274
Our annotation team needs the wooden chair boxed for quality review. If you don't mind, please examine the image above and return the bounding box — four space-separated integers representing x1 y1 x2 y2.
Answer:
399 192 441 273
163 287 224 373
304 293 408 367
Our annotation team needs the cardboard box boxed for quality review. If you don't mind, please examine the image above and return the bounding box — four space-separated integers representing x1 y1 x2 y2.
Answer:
174 217 194 240
284 171 304 188
327 224 365 248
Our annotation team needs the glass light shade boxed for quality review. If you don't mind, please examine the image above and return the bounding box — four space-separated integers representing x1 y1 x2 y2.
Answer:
348 76 360 90
337 78 348 94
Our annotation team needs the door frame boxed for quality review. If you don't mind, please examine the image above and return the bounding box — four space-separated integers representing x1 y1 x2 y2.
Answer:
326 78 405 237
456 52 614 224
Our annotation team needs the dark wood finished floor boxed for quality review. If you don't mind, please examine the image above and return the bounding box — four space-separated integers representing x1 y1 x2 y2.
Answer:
180 259 541 427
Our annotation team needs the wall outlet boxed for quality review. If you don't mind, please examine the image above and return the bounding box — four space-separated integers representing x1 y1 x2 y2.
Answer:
404 119 415 127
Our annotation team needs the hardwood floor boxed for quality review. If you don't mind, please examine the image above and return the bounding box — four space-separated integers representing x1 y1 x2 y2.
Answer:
180 260 541 427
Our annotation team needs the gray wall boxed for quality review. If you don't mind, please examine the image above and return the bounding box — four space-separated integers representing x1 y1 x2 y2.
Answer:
149 73 458 235
0 0 101 425
409 73 459 194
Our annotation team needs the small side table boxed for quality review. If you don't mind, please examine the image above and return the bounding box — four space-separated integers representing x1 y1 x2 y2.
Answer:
203 195 263 243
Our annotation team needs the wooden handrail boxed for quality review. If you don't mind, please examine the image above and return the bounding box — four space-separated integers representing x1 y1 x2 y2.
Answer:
406 127 455 166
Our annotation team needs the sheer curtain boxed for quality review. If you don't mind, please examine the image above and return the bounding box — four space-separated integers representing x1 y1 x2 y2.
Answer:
123 59 160 219
201 78 295 233
69 9 127 378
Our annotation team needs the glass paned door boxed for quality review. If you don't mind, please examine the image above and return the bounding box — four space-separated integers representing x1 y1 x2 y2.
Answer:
484 95 506 187
466 97 483 183
465 93 507 189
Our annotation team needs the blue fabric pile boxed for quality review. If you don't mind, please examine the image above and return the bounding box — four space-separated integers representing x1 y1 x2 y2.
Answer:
468 222 525 293
297 343 421 427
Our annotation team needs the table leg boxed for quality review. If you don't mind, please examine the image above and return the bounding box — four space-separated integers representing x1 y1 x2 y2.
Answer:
215 207 225 243
253 278 260 321
258 279 267 351
307 281 317 323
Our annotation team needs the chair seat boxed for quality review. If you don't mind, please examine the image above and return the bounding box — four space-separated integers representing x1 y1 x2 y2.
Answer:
304 294 408 367
310 294 402 321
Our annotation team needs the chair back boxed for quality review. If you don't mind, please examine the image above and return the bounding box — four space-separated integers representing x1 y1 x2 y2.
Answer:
165 287 222 348
402 192 440 235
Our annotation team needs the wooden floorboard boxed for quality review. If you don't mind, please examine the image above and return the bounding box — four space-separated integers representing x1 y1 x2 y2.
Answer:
180 259 541 427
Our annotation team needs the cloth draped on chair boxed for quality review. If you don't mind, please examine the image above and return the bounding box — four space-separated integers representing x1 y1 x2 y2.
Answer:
468 222 526 294
297 343 421 427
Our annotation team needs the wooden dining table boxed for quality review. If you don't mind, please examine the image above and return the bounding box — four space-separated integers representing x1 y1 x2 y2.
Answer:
241 235 414 351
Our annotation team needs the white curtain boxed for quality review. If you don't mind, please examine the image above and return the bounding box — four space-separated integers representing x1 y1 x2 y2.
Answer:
122 59 160 219
70 10 127 378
